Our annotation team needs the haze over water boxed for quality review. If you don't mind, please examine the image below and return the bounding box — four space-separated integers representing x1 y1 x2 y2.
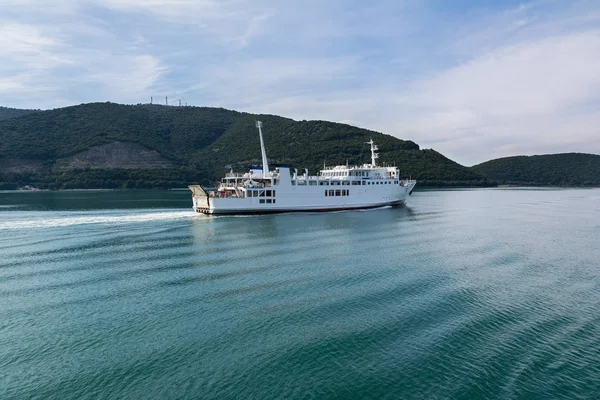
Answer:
1 188 599 399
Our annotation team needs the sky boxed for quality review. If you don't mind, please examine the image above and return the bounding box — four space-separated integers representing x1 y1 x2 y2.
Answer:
1 0 600 165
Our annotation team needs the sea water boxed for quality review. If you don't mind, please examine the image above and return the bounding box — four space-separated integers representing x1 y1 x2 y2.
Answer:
1 188 599 399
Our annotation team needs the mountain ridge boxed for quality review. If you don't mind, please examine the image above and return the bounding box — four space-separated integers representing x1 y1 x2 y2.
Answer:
0 106 40 120
0 102 488 189
471 153 600 186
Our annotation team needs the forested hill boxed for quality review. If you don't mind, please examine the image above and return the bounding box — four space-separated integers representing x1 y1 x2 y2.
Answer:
472 153 600 186
0 102 489 189
0 106 40 120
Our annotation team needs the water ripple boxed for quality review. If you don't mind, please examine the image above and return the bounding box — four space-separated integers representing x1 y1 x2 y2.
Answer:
1 188 600 399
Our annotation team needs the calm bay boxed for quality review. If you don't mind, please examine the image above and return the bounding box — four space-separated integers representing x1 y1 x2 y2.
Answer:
1 188 599 399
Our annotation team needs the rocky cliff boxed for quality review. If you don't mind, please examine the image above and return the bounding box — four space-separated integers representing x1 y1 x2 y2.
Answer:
55 142 174 170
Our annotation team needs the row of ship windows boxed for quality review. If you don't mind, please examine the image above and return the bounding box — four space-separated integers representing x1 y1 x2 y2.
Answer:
323 171 376 177
257 191 351 202
293 180 399 186
349 171 372 177
325 190 349 196
247 190 276 197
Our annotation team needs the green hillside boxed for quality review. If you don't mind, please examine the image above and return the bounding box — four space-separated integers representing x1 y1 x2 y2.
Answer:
0 103 240 161
195 115 485 186
472 153 600 186
0 102 489 189
0 106 40 120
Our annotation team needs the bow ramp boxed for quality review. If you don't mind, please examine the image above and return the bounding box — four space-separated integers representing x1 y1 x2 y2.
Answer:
188 185 208 197
188 185 210 212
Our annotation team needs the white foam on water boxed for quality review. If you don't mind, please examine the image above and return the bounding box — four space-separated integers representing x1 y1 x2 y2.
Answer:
0 210 198 230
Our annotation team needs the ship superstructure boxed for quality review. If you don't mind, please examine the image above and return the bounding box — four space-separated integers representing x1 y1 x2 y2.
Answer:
188 121 416 214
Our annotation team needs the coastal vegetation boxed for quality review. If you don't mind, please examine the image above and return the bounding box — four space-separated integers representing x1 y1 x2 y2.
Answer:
1 102 488 189
0 106 40 120
471 153 600 186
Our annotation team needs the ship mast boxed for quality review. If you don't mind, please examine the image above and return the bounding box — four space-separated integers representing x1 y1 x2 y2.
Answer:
256 121 270 178
367 138 379 167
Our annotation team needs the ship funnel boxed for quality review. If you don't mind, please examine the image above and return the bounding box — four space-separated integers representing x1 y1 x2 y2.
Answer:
256 121 270 178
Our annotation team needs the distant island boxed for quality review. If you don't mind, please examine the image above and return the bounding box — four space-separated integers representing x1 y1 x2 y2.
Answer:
472 153 600 186
0 102 598 190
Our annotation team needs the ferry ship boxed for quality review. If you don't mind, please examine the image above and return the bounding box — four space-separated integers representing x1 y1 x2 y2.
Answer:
188 121 416 214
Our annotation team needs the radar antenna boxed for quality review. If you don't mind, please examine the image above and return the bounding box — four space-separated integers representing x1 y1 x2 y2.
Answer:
366 138 379 167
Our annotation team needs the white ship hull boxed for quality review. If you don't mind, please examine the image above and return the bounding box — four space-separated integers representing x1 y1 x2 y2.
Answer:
188 121 416 215
190 178 416 215
194 199 408 215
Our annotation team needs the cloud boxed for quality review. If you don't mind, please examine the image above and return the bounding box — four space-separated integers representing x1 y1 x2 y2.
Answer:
391 29 600 164
94 0 230 16
0 2 167 106
0 22 72 104
0 0 599 164
85 54 166 97
92 0 275 47
191 56 360 104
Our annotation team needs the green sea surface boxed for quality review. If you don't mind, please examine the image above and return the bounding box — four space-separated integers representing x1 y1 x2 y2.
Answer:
1 188 599 399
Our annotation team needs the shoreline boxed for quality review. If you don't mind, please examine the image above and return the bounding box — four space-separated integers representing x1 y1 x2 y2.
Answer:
2 185 600 193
